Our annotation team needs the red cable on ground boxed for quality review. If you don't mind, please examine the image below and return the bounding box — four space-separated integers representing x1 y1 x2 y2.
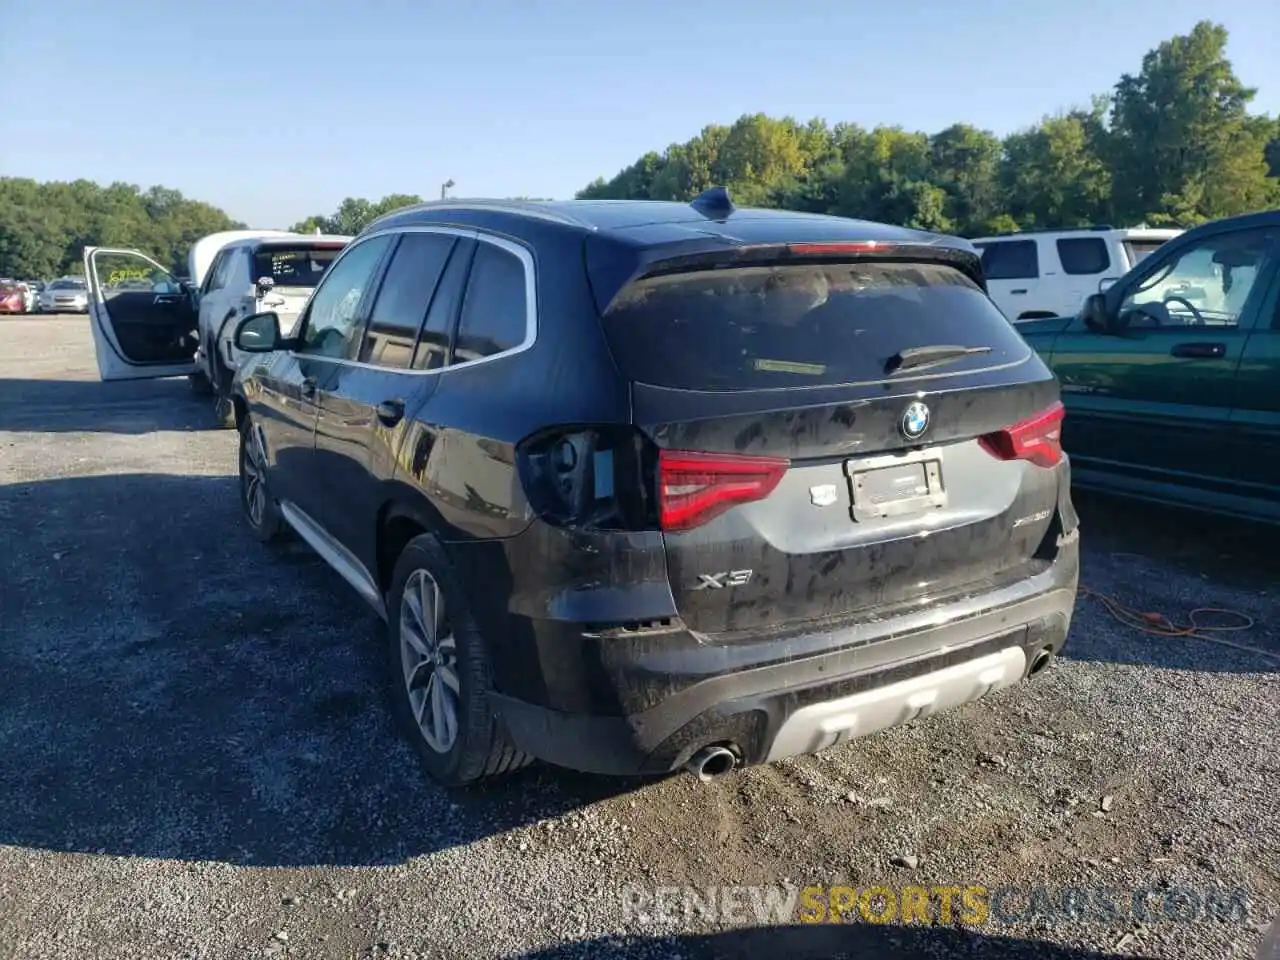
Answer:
1078 585 1280 665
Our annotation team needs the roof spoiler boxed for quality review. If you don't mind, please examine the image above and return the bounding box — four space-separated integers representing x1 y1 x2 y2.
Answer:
586 238 986 316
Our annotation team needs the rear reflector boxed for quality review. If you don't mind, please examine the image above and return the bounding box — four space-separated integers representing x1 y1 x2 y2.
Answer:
978 401 1065 468
789 241 890 256
658 449 790 531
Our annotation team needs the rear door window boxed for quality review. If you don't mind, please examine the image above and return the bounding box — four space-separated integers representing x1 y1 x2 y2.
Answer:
979 240 1039 280
359 232 457 369
1056 237 1110 275
600 260 1031 391
202 251 229 295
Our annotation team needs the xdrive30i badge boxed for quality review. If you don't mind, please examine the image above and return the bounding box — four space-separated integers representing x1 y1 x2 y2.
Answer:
901 401 931 440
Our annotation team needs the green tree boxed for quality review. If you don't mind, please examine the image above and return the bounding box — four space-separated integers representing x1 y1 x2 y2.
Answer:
289 193 424 235
573 23 1277 238
0 177 243 278
1000 103 1113 229
1110 20 1279 225
928 123 1003 233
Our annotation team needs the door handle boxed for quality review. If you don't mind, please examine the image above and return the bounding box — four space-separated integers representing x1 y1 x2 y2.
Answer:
376 399 405 426
1170 342 1226 359
1010 289 1027 295
299 376 317 398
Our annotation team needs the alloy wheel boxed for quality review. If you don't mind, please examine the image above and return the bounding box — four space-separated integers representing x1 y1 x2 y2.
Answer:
242 426 268 528
399 569 461 754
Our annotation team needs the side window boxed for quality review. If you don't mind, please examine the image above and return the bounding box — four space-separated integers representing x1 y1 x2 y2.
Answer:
298 235 393 359
415 239 473 371
453 241 529 363
1118 229 1274 330
1057 238 1110 276
980 240 1039 281
202 251 228 296
359 233 457 369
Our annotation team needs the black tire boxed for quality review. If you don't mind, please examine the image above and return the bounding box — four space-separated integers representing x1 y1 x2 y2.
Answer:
214 393 237 429
210 332 238 429
386 533 531 786
188 369 214 396
238 417 282 542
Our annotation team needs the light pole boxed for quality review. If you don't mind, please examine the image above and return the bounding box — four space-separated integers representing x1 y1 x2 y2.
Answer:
441 179 455 200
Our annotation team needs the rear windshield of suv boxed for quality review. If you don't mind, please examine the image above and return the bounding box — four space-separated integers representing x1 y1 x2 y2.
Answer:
600 260 1029 391
252 245 343 288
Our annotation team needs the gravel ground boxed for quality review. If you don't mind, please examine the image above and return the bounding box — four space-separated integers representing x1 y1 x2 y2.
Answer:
1 317 1276 960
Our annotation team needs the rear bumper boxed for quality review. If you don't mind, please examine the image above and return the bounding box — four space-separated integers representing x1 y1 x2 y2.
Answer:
487 536 1078 776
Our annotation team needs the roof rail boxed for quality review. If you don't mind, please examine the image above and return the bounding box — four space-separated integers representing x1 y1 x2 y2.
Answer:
375 197 594 230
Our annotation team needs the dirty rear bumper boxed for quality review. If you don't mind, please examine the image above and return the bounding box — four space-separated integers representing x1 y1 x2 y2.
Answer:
489 537 1078 776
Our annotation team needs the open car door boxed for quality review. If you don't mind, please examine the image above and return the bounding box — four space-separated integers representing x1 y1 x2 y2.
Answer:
84 246 199 381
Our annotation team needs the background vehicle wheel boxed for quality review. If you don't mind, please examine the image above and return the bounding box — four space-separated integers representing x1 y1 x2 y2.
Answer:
238 418 282 542
214 394 237 429
210 336 238 429
387 534 531 787
188 370 213 396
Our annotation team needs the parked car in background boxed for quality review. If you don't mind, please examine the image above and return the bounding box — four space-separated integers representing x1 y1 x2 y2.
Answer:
20 281 41 312
1019 209 1279 522
0 282 28 314
211 191 1074 787
38 277 89 314
971 226 1181 323
80 231 349 424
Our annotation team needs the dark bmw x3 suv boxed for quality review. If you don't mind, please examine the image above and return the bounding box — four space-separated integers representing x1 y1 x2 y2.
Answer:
229 188 1079 786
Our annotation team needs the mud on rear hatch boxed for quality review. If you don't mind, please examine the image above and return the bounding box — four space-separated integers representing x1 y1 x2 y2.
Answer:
592 242 1065 638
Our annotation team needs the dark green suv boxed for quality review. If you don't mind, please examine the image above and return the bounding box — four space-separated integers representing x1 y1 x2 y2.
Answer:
1019 210 1279 523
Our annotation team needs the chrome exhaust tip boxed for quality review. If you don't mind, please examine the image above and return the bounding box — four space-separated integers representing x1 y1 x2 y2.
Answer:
1028 648 1055 677
684 745 738 782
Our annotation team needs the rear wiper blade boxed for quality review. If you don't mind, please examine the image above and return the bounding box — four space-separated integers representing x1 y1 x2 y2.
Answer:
885 344 992 375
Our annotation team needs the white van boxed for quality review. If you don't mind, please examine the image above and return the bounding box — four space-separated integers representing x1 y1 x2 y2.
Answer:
971 226 1181 322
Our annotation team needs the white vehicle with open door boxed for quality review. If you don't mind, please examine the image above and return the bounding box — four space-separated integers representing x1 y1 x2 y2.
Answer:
84 232 349 424
190 233 349 423
83 246 200 382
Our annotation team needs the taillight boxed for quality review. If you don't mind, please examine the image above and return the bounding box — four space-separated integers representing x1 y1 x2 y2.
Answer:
658 449 790 532
978 401 1065 468
789 241 890 256
516 425 654 531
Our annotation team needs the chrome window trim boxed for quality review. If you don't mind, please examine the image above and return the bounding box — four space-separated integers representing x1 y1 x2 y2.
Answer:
287 225 537 376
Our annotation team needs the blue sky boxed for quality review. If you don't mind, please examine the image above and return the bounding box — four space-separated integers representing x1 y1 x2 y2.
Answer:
2 0 1277 228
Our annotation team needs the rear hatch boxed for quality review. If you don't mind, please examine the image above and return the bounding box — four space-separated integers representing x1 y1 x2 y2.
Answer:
597 243 1065 639
251 242 346 331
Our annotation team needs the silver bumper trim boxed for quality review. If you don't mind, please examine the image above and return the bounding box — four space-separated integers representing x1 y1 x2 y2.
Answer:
765 646 1027 762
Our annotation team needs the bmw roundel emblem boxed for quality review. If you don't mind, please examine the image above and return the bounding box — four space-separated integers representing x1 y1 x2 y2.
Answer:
901 401 931 440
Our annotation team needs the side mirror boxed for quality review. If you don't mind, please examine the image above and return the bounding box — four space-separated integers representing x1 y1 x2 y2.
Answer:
1081 293 1112 334
255 275 276 298
234 311 282 353
1098 277 1117 292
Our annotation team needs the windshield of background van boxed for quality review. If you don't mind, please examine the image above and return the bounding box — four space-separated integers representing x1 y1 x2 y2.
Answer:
601 261 1030 391
252 246 342 289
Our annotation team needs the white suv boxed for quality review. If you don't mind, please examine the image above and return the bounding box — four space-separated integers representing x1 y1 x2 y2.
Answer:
81 231 349 425
971 226 1181 322
191 233 350 418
